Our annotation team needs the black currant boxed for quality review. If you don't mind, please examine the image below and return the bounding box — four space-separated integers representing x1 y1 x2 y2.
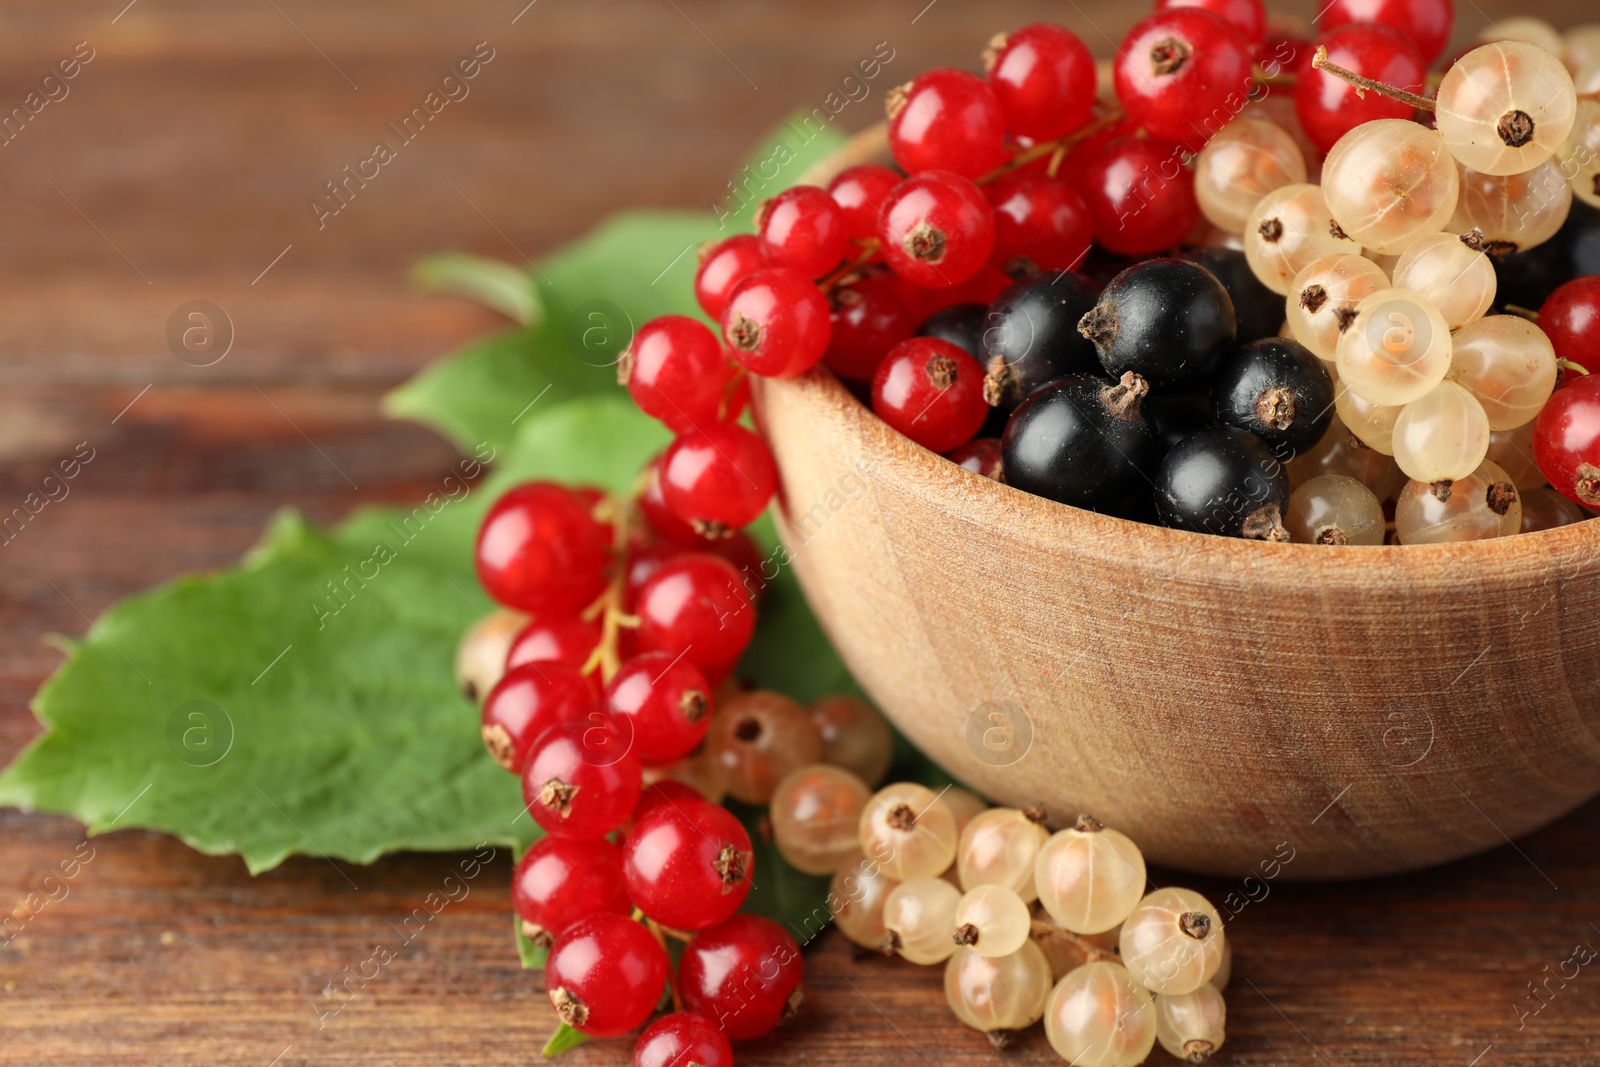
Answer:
1147 392 1214 454
980 271 1103 414
1078 259 1237 396
915 303 988 360
1181 247 1284 342
1000 372 1157 510
1211 338 1333 459
1153 427 1290 540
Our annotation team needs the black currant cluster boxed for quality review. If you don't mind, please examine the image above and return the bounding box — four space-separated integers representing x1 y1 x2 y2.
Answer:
929 250 1333 540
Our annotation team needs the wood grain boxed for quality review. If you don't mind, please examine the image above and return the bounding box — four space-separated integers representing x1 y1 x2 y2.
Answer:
2 1 1598 1064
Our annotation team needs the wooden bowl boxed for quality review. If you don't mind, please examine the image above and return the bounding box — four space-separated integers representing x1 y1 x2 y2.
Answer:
750 129 1600 880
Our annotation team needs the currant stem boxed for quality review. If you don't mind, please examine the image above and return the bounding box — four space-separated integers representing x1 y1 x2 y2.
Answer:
1311 45 1436 112
643 918 684 1012
818 241 882 292
579 491 639 684
1503 304 1541 322
1030 920 1118 965
1560 359 1592 376
1250 65 1296 89
977 107 1128 185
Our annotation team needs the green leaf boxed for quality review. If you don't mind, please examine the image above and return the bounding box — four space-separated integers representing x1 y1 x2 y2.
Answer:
0 399 663 872
540 1022 588 1058
412 252 543 326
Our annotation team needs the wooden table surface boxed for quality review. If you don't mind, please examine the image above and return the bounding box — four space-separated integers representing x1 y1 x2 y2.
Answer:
2 1 1597 1064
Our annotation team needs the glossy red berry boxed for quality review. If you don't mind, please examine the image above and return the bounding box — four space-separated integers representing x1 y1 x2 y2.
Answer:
522 717 642 840
481 662 599 773
986 173 1093 274
984 22 1097 141
828 164 903 246
1113 9 1254 145
1294 23 1426 155
695 234 765 320
1316 0 1453 63
635 1012 734 1067
1539 277 1600 376
1078 135 1199 257
1155 0 1266 42
879 171 996 288
679 915 804 1041
721 267 832 378
947 436 1004 479
506 616 602 674
604 651 714 765
639 453 702 544
660 422 778 534
623 315 742 433
872 337 989 453
757 185 849 279
546 913 669 1038
824 272 916 382
623 794 754 931
634 553 756 678
512 836 631 947
475 483 612 615
887 68 1008 179
1057 114 1139 193
1535 375 1600 510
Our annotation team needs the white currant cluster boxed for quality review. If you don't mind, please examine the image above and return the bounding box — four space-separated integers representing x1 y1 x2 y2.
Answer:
822 793 1230 1066
1202 34 1600 544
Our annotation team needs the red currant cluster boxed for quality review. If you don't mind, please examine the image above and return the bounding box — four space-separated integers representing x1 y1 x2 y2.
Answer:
461 477 908 1059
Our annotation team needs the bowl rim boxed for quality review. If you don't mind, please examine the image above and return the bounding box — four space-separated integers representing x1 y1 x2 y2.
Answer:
790 123 1600 566
764 361 1600 568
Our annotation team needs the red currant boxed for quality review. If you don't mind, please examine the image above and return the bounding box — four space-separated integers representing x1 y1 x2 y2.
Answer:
626 533 765 609
1316 0 1453 64
1078 135 1199 257
481 661 599 773
721 268 832 378
635 1012 733 1067
1294 23 1426 154
634 553 756 679
946 436 1004 479
879 171 996 288
1535 375 1600 510
887 68 1008 179
824 271 915 382
872 337 989 453
1540 277 1600 376
522 718 642 840
546 913 668 1038
1112 8 1254 145
1155 0 1266 42
828 164 902 246
623 793 754 931
660 422 777 534
984 23 1097 141
695 234 765 321
757 185 849 279
1057 113 1138 193
986 172 1093 275
506 615 602 674
475 483 612 615
679 915 804 1041
639 453 702 544
511 835 631 947
623 315 742 433
604 651 714 765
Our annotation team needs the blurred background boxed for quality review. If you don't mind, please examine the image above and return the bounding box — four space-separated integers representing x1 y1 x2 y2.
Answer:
1 2 1595 1065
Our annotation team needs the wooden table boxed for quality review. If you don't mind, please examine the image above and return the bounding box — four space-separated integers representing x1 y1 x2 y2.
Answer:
2 1 1596 1064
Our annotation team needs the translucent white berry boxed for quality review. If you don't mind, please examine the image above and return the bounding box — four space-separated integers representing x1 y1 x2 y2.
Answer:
1392 381 1493 483
859 782 959 881
1450 159 1572 254
1044 962 1157 1067
1285 474 1386 546
1395 460 1523 544
1244 184 1362 294
1447 315 1559 430
1035 818 1147 935
1390 232 1497 329
1194 117 1308 234
1155 985 1228 1063
1437 41 1577 176
957 807 1048 902
953 884 1032 959
1286 254 1390 361
1119 887 1226 996
945 942 1053 1039
1334 288 1453 406
883 876 962 965
1322 120 1459 255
